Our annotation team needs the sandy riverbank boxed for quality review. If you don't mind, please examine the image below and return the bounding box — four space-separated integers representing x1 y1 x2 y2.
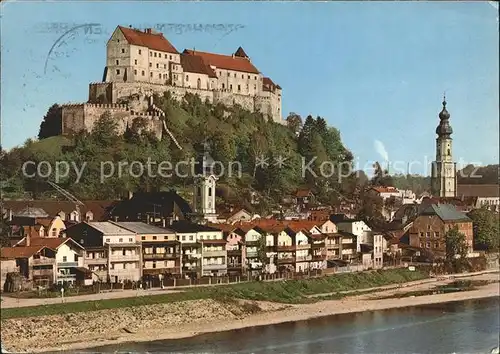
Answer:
2 272 499 353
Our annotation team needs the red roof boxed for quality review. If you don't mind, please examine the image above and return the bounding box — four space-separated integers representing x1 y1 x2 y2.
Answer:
16 236 83 250
183 49 260 74
1 246 51 259
296 189 313 198
371 186 399 194
118 26 179 54
263 77 281 92
180 53 217 78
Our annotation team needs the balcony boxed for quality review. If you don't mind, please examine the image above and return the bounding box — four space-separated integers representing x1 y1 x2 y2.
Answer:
202 250 226 257
202 263 227 271
32 258 55 266
296 255 312 262
227 249 242 256
109 254 140 262
57 261 79 268
311 255 326 261
246 251 258 258
57 273 76 280
277 245 295 251
311 242 326 248
227 263 243 269
183 253 202 259
143 253 178 260
277 257 295 264
85 258 108 265
296 244 311 250
326 243 340 248
32 269 53 277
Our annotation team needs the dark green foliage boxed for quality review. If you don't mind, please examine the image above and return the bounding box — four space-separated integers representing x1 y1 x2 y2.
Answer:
38 104 62 140
1 93 352 210
467 208 500 251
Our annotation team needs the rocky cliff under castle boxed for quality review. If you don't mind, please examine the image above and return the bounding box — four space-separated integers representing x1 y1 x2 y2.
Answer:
61 25 284 141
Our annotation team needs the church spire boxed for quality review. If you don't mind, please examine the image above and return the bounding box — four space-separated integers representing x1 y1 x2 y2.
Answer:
436 95 452 137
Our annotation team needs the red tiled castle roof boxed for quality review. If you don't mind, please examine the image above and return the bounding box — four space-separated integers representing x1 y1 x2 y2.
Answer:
180 54 217 78
183 49 260 74
118 26 179 54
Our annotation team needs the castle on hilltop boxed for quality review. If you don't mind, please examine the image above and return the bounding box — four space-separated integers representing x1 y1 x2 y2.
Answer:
61 26 283 140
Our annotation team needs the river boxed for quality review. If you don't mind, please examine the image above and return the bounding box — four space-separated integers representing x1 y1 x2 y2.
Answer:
87 297 499 353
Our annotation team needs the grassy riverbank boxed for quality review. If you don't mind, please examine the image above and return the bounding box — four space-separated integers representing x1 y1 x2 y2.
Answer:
1 268 428 320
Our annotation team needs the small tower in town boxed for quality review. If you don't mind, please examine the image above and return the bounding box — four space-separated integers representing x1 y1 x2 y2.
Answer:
431 95 457 197
192 140 218 223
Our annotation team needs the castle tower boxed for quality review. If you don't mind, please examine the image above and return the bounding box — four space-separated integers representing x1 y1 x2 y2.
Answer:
192 140 218 222
431 96 457 197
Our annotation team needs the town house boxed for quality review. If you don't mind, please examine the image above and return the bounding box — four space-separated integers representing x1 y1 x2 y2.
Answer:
14 236 86 285
275 227 312 273
0 246 56 288
111 222 181 278
332 215 372 253
170 221 227 277
409 204 474 257
213 224 247 275
64 222 142 282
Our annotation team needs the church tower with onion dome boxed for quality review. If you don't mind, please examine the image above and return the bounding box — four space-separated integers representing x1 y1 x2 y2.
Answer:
431 95 457 198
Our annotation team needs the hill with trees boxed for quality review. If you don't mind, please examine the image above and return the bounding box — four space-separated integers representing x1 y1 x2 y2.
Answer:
0 92 358 213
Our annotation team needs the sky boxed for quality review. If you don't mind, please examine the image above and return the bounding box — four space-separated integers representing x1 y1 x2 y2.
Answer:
1 1 498 176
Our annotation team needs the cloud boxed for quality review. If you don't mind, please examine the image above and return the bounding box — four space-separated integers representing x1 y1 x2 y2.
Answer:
374 140 389 162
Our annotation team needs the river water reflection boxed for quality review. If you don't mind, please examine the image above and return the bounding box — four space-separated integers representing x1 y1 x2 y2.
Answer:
86 297 499 353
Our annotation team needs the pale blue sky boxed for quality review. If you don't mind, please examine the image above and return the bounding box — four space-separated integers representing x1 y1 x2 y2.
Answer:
1 1 498 175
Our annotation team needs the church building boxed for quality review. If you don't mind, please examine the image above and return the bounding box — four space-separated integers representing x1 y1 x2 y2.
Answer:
431 96 457 198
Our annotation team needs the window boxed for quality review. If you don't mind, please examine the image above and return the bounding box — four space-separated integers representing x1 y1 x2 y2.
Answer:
63 256 67 262
182 235 186 241
139 49 142 54
254 84 257 90
186 75 189 81
129 238 133 243
134 69 137 75
153 236 157 240
241 74 244 79
121 48 125 53
152 262 156 268
426 232 431 238
142 70 145 76
52 229 57 237
434 242 439 248
119 238 123 242
170 55 172 60
122 249 126 256
254 76 257 80
222 83 225 89
234 73 236 78
156 63 159 68
116 69 120 75
134 59 138 65
105 238 110 243
159 73 161 78
116 60 119 65
154 52 157 57
248 75 250 79
141 236 146 240
149 63 152 67
164 54 167 59
208 187 212 197
150 72 153 77
237 85 241 91
230 84 233 90
189 235 194 241
164 64 167 69
150 51 152 56
426 242 430 248
447 149 450 156
164 236 169 240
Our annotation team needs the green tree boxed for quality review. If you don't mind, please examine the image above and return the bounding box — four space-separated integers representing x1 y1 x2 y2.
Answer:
445 225 469 273
256 234 268 274
0 209 11 247
38 104 62 139
286 112 302 135
467 208 500 251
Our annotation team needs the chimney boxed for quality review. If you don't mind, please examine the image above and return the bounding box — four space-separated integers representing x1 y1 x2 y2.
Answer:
145 28 152 34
